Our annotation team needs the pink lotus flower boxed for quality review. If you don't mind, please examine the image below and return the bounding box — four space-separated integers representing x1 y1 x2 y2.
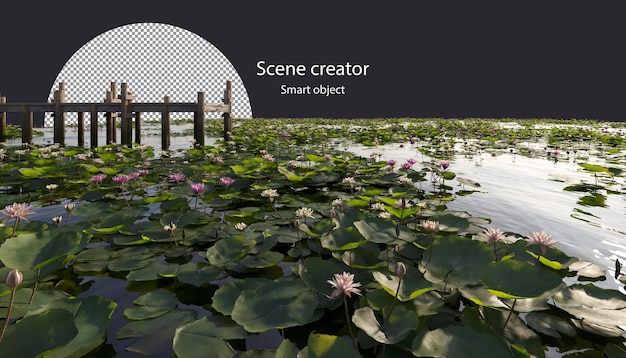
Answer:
112 175 130 185
137 169 149 176
440 160 450 170
1 203 35 223
220 176 235 186
483 227 506 243
191 182 205 195
89 174 107 183
422 220 440 234
327 272 362 298
169 173 186 183
527 230 557 256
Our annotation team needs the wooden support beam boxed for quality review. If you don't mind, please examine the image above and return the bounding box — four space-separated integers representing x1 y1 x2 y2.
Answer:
194 92 205 146
0 96 6 143
53 82 66 146
90 105 98 148
134 112 141 145
161 96 170 151
120 83 132 147
21 105 32 144
223 80 232 140
77 112 85 147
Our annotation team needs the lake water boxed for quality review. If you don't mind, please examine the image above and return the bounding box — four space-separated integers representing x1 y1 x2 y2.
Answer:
6 124 626 357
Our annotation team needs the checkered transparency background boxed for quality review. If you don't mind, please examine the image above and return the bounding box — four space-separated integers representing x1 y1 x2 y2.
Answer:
44 22 252 127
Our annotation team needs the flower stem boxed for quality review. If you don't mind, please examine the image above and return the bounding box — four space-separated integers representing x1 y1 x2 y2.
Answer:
0 288 16 343
502 298 517 329
385 277 402 324
29 267 40 304
343 295 358 349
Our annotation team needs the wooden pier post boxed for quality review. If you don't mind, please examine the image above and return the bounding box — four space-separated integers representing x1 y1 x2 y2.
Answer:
90 105 98 148
194 91 205 146
134 112 141 145
22 105 32 144
161 96 171 150
105 82 118 145
223 80 232 141
0 96 6 143
120 83 136 147
53 82 66 146
77 112 85 147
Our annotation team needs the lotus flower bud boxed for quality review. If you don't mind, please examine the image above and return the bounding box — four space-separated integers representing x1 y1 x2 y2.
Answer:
294 220 301 229
329 210 336 220
5 269 23 289
395 262 407 279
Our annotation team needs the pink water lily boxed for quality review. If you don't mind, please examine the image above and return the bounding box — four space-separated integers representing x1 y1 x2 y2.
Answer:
328 272 362 298
169 173 186 183
191 182 205 195
220 176 235 186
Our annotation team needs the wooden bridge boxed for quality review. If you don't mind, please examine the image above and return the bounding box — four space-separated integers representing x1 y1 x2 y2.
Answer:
0 81 233 149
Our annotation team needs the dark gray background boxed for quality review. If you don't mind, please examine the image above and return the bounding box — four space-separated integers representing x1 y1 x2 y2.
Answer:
1 1 624 122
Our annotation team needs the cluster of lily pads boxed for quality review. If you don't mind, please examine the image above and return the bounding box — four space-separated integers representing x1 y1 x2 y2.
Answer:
0 118 625 357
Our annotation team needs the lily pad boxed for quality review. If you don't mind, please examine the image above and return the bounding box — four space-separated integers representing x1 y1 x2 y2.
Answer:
172 316 246 358
480 260 564 299
352 305 418 344
411 325 512 358
372 271 436 301
231 279 318 332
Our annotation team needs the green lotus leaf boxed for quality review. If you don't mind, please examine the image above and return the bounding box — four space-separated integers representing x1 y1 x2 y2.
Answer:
124 306 172 321
160 210 213 228
117 309 197 339
525 312 576 338
173 316 246 358
240 251 285 269
125 262 170 281
225 206 261 218
320 227 367 251
231 279 318 332
206 236 247 266
422 235 493 288
340 241 385 269
578 163 611 173
458 285 509 309
480 260 564 299
160 197 191 211
568 260 606 279
296 257 351 306
0 226 88 271
24 295 117 358
427 213 470 232
71 201 113 218
275 339 297 358
384 205 421 219
17 167 45 178
212 277 271 316
411 326 512 358
306 333 361 358
373 271 436 301
352 305 418 344
553 284 626 337
0 287 69 317
0 308 78 357
173 264 224 286
353 217 416 245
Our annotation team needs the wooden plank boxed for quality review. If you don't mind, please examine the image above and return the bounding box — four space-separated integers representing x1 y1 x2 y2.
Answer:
0 96 6 142
223 81 233 140
53 82 66 146
77 112 85 147
120 83 131 146
134 112 141 144
90 105 98 148
161 96 170 150
194 92 205 146
0 102 229 113
21 106 32 144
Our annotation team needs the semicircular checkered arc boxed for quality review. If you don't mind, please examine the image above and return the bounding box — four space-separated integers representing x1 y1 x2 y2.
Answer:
45 22 252 127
